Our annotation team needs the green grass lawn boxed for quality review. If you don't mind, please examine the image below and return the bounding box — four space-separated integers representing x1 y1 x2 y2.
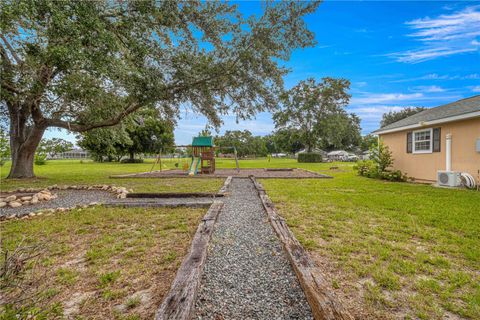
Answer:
1 206 205 319
0 159 223 192
260 163 480 319
2 158 479 319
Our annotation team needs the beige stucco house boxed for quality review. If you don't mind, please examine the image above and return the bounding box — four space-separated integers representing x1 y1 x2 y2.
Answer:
373 95 480 182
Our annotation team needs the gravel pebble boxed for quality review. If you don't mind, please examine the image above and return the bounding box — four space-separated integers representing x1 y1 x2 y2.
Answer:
0 190 116 218
194 178 313 320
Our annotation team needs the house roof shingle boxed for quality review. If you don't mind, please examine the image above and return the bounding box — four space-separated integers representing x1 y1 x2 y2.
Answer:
373 95 480 134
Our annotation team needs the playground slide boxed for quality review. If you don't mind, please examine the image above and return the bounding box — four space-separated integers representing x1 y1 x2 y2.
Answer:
188 157 201 176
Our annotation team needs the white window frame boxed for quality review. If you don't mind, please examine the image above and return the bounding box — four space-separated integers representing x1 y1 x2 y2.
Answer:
412 128 433 154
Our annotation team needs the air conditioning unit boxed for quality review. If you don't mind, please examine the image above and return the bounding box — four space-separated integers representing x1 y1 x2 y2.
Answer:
437 171 462 187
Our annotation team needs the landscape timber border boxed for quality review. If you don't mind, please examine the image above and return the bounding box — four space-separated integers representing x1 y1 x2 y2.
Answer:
155 176 232 320
155 200 224 320
250 176 353 320
110 168 332 179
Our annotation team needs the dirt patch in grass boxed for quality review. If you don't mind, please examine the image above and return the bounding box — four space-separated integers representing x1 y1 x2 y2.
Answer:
0 206 205 319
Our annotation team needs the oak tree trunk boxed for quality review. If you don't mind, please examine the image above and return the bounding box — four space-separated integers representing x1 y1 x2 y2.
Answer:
7 106 46 179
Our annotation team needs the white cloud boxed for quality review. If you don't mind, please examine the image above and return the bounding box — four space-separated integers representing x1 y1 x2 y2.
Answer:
392 47 477 63
390 6 480 63
390 73 480 83
410 85 446 93
470 86 480 92
351 106 406 119
350 93 424 105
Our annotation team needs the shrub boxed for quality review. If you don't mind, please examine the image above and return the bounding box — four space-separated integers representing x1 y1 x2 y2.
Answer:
298 152 322 163
380 170 407 182
354 160 379 178
120 158 144 163
34 153 47 165
354 141 407 182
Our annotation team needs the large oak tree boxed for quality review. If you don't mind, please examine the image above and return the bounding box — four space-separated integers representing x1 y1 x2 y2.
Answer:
0 0 319 178
274 77 360 152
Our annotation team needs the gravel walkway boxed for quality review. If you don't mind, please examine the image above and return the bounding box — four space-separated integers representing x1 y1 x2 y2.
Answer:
194 178 313 319
0 190 116 218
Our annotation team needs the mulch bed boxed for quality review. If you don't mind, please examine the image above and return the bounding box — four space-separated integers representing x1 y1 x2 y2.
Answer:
111 168 331 179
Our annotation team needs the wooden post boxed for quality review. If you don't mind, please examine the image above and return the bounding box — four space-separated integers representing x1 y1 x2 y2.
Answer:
251 177 353 320
155 201 224 320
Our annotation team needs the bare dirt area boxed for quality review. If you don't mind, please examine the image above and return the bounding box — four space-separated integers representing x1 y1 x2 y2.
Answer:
112 168 331 179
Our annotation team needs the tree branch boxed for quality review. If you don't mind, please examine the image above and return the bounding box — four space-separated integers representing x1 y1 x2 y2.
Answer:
46 102 140 132
0 34 23 65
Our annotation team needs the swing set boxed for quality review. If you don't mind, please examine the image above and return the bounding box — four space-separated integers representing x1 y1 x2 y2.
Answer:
149 136 239 175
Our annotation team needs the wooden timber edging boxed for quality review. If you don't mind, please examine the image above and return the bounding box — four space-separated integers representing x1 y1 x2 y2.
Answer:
298 168 334 179
218 176 233 195
104 202 212 209
155 200 224 320
250 177 353 320
126 192 224 198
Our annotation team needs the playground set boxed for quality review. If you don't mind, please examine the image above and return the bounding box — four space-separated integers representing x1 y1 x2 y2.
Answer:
189 136 216 175
149 136 239 176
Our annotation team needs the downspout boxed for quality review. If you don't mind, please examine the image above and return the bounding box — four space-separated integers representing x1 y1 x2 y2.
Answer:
446 133 452 171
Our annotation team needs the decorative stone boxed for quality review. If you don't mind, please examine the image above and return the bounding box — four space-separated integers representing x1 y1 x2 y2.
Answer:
9 201 22 208
5 195 16 202
119 193 127 199
0 202 6 208
23 200 31 205
89 202 99 206
29 212 36 217
31 197 39 204
21 196 32 201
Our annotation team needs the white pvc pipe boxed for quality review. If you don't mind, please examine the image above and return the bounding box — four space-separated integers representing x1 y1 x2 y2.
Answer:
446 133 452 171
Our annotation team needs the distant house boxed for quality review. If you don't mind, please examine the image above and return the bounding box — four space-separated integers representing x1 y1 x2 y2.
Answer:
327 150 349 161
373 95 480 182
61 148 90 159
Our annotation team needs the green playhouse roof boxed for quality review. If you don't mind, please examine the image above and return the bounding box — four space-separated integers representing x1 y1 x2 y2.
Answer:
192 136 214 147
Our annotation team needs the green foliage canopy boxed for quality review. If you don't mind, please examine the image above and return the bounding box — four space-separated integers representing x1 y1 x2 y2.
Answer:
380 107 427 128
0 0 320 178
273 77 360 152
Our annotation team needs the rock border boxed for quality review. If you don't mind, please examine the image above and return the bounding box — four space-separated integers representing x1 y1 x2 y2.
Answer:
0 189 57 209
0 201 104 221
0 184 130 221
250 177 353 320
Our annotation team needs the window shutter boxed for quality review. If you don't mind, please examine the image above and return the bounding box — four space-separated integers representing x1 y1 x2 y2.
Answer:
407 132 412 153
433 127 441 152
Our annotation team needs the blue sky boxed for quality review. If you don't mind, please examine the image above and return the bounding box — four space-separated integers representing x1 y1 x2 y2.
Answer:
46 1 480 145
